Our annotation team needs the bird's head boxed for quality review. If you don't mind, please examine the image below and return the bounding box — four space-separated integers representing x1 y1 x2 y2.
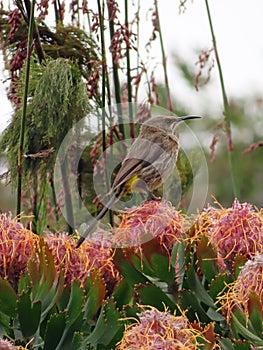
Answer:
143 115 201 134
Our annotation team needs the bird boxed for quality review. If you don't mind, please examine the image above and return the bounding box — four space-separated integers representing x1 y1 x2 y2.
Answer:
76 114 201 248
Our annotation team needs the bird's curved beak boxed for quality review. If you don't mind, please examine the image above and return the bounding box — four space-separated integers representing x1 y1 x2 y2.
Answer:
179 115 202 121
170 115 201 133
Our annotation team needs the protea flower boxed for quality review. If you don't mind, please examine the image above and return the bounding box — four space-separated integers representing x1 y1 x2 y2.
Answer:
221 254 263 322
197 199 263 271
0 339 16 350
44 230 118 287
80 229 119 289
0 213 37 289
113 200 183 248
116 306 203 349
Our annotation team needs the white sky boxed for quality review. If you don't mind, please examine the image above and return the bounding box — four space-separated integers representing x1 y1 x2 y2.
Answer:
1 0 263 132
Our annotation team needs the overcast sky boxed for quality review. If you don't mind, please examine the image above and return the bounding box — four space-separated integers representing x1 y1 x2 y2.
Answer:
1 0 263 132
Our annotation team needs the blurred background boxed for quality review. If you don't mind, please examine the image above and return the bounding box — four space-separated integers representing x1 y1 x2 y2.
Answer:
0 0 263 227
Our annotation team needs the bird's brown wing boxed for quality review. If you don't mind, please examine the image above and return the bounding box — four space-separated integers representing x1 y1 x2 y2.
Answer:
111 136 164 192
111 157 146 192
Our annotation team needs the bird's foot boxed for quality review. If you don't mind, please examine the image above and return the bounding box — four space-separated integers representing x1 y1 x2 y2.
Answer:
148 191 162 201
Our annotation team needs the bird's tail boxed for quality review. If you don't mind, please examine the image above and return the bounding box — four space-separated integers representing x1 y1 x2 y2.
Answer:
76 191 120 248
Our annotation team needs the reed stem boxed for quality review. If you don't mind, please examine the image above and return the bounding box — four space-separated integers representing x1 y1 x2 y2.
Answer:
16 0 35 217
204 0 239 198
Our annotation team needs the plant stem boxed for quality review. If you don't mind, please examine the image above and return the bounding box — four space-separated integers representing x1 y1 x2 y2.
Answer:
16 0 35 217
60 156 74 234
32 173 38 233
49 171 59 222
98 0 113 226
204 0 239 198
125 0 134 138
154 0 173 112
106 1 125 137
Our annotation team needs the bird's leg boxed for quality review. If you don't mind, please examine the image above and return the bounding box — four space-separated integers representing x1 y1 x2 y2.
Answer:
76 191 120 248
135 179 161 202
140 187 161 202
139 192 148 202
148 191 161 201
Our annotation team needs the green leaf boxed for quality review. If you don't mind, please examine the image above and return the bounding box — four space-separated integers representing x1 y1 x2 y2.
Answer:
171 242 185 288
135 282 177 313
71 332 84 350
0 310 11 330
57 288 70 312
220 338 234 350
179 289 211 323
247 293 263 337
196 235 218 282
232 313 263 345
43 311 67 350
113 249 148 286
84 271 106 320
206 306 225 322
233 255 247 278
113 279 132 309
0 278 17 317
150 253 175 284
234 341 253 350
186 265 215 307
56 312 85 350
220 338 252 350
66 282 84 327
18 273 31 294
28 239 57 301
18 290 41 337
209 273 234 301
129 251 155 278
87 298 123 348
41 269 65 322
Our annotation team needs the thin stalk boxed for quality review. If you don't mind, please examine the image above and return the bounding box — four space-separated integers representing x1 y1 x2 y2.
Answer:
106 1 125 137
32 173 38 233
98 0 113 226
136 0 140 81
60 156 74 234
125 0 134 138
154 0 173 112
77 0 80 27
134 0 141 101
16 0 45 63
54 0 63 25
204 0 239 198
16 0 35 217
49 171 59 221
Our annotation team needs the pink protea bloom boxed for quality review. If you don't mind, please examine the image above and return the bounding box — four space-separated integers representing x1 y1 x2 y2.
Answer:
0 213 38 289
116 306 201 349
80 229 119 285
113 200 183 248
44 230 118 287
0 338 16 350
44 232 91 287
221 254 263 322
199 199 263 271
